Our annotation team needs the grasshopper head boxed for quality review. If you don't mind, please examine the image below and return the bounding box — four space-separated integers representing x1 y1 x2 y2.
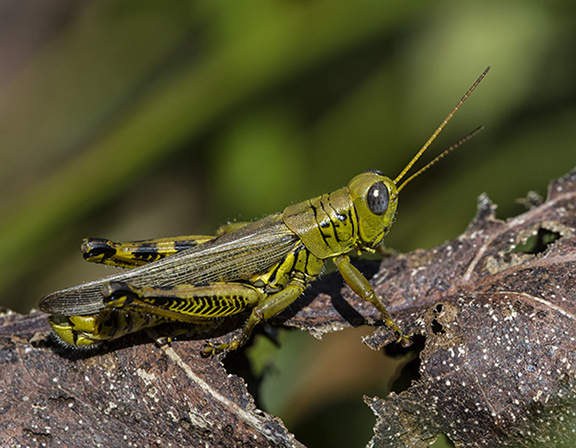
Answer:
347 67 490 249
347 170 398 248
348 124 482 250
348 68 489 249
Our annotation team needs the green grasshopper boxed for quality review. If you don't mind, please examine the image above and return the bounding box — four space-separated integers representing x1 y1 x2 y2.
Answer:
39 67 489 355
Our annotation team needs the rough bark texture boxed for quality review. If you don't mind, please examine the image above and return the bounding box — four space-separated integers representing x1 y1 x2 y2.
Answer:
2 170 576 447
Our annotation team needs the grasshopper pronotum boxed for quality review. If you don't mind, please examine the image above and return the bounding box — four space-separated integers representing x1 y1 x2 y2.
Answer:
39 67 489 354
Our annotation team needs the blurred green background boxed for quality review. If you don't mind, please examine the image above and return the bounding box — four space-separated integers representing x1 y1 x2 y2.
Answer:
1 0 575 446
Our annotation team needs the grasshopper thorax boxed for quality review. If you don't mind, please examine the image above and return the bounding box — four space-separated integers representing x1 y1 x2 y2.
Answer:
347 170 398 248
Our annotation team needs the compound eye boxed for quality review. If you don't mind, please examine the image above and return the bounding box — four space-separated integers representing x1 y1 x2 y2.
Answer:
367 182 389 215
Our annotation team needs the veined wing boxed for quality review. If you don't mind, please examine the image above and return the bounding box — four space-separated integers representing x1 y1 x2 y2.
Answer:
39 213 301 315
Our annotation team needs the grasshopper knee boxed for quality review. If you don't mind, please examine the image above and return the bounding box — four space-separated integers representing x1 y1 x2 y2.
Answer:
102 281 138 307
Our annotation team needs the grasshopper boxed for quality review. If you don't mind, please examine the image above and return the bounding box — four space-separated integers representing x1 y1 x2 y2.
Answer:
39 67 489 355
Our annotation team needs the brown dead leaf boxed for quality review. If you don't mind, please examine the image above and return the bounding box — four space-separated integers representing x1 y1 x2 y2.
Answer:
289 169 576 447
2 170 576 447
0 310 303 447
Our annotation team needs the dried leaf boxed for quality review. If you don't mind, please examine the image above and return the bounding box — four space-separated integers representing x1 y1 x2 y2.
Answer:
2 170 576 447
0 311 302 447
288 169 576 447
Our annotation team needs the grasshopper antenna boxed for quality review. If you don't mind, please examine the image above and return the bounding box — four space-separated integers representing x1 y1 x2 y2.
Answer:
396 126 483 193
394 66 490 192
